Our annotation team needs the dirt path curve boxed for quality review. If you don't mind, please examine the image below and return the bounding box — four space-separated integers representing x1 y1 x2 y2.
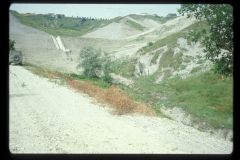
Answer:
9 65 232 154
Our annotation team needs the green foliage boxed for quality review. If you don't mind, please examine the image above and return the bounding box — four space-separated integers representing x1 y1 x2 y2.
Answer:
178 4 233 77
211 57 233 76
101 74 113 84
168 70 233 129
158 49 174 69
77 46 102 78
69 73 111 88
100 51 114 83
136 35 145 41
9 39 15 51
127 69 233 130
81 18 86 24
57 15 62 19
128 14 177 24
112 16 123 23
44 16 55 21
9 10 112 37
77 46 113 83
127 19 144 31
190 66 202 74
148 42 153 46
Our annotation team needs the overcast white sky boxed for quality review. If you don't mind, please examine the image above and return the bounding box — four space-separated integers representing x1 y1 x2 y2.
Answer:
9 3 181 19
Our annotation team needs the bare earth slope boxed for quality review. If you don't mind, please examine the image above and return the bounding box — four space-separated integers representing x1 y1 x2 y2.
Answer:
9 65 233 153
9 13 82 74
9 12 49 35
82 19 143 39
126 16 160 30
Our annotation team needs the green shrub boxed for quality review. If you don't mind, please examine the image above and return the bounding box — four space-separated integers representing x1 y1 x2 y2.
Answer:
197 59 205 64
148 42 153 46
76 46 114 83
190 66 202 74
9 39 15 51
127 19 144 31
76 46 102 78
102 74 113 84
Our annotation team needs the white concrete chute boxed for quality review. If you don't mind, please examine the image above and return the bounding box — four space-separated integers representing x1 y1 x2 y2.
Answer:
52 36 70 52
56 36 65 50
51 36 60 49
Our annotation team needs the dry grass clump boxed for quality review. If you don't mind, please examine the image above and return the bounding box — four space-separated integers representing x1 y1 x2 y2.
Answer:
67 77 156 116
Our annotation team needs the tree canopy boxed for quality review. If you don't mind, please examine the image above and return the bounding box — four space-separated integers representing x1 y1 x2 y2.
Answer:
178 4 233 77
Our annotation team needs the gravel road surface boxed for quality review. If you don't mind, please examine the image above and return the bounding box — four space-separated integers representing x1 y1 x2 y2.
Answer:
9 65 233 154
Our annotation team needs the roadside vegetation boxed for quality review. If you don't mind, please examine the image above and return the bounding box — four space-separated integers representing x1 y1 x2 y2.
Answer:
110 19 233 131
123 70 233 130
22 62 156 116
22 58 233 131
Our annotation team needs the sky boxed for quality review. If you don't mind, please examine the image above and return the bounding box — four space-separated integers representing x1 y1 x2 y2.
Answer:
9 3 181 19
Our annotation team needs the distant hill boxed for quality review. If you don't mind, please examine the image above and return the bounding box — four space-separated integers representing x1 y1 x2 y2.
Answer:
9 10 177 37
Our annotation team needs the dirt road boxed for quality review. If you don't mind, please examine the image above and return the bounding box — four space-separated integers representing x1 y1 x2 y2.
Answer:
9 65 232 154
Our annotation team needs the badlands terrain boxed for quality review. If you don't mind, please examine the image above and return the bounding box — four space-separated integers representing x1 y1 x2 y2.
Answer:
9 12 233 153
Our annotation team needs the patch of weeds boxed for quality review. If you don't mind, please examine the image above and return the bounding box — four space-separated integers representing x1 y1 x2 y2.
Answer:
165 70 233 130
158 49 174 69
176 44 188 52
197 59 205 64
196 55 202 59
183 57 191 63
21 82 27 87
136 35 145 41
70 73 111 89
155 106 174 120
179 65 187 70
169 52 183 70
113 58 135 77
190 66 202 74
151 54 159 64
58 77 67 86
150 49 165 64
159 69 172 80
10 71 17 77
127 19 144 31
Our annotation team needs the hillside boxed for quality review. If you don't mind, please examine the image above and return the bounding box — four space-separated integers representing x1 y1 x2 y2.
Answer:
10 10 175 37
9 10 233 141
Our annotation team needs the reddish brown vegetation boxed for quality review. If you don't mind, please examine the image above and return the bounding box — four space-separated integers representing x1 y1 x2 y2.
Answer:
67 75 156 116
31 68 156 116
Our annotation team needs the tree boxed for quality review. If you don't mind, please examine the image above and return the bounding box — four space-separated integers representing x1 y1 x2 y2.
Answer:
76 46 113 83
81 18 86 24
9 39 15 51
77 46 102 78
178 4 233 77
100 51 113 84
